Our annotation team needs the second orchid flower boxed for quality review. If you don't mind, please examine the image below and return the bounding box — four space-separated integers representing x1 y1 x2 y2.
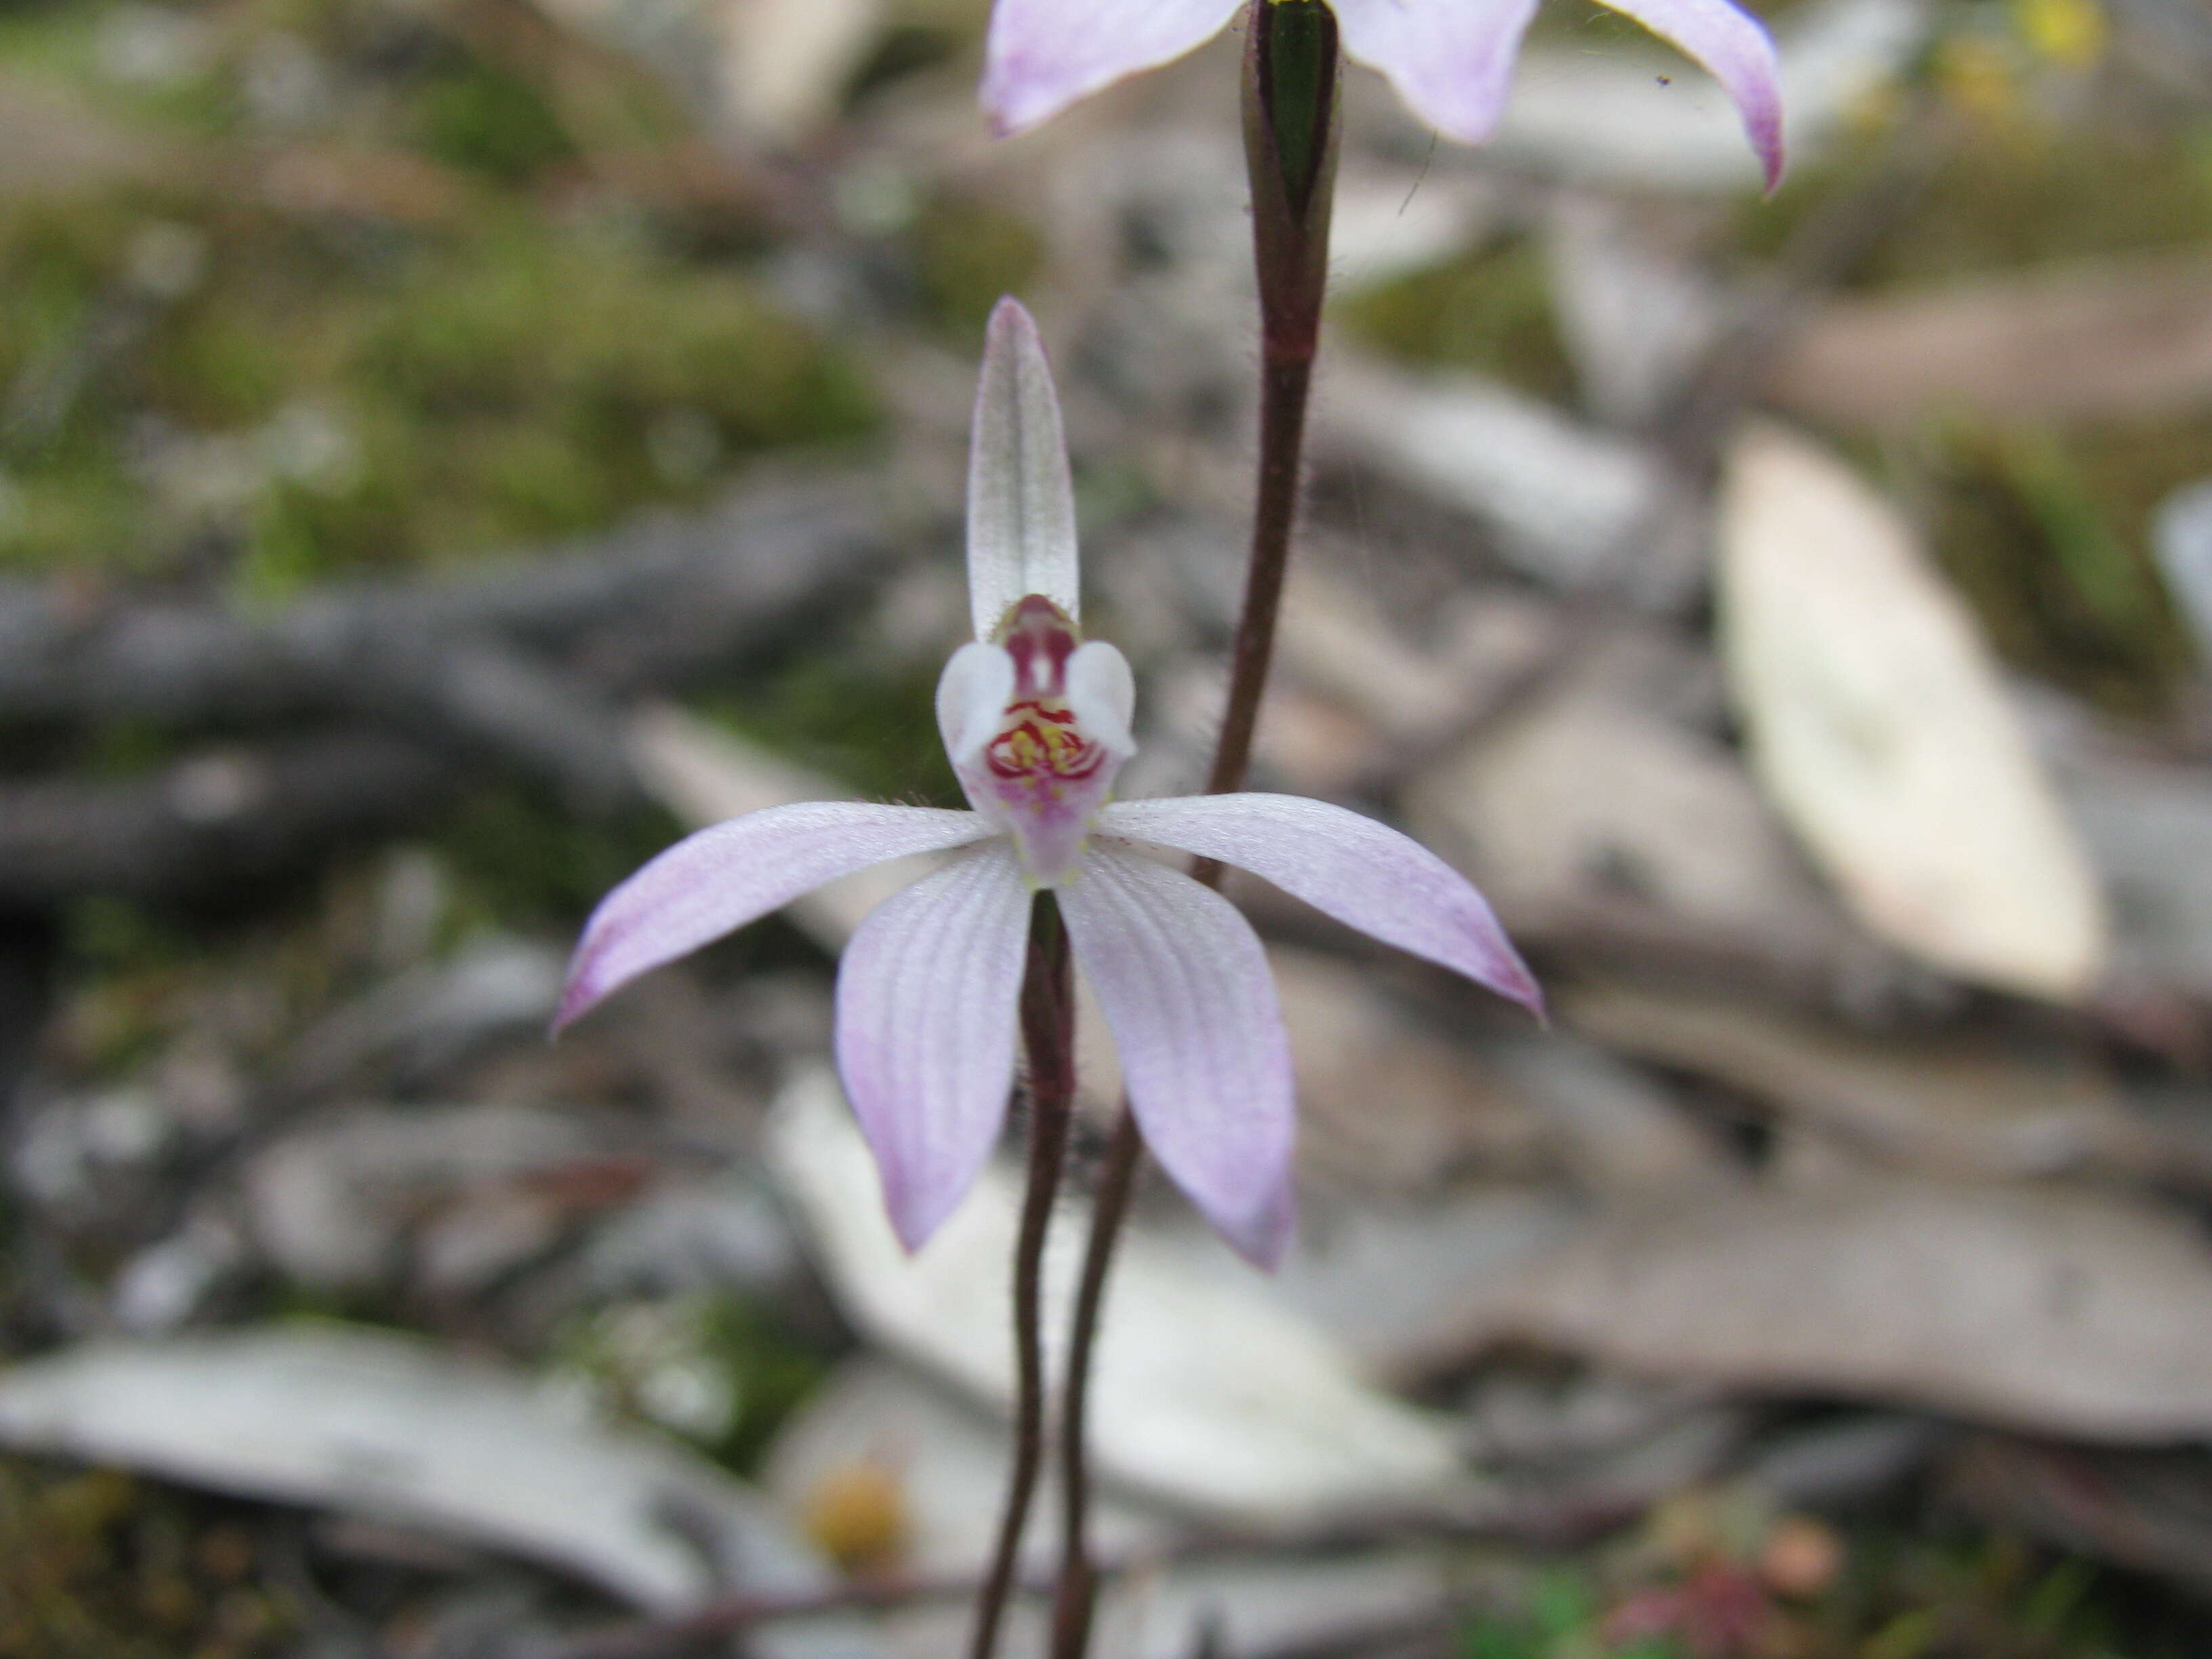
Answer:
984 0 1785 188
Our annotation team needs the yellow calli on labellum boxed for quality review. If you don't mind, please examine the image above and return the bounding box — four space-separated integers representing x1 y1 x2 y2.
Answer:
558 300 1541 1268
983 0 1786 188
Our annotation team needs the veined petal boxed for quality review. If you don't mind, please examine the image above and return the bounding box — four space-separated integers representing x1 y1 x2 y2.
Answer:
968 299 1080 640
937 642 1017 770
1064 640 1136 758
836 841 1033 1250
1330 0 1543 148
981 0 1244 136
558 802 996 1030
1058 843 1295 1267
1100 793 1543 1017
1597 0 1784 188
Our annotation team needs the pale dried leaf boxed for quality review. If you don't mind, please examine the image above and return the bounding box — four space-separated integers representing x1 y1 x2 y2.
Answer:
1321 358 1680 596
0 1327 853 1626
1406 674 1846 958
1425 1179 2212 1441
717 0 885 142
1277 949 1551 1195
766 1067 1474 1523
1562 981 2211 1186
1769 252 2212 427
1717 423 2107 999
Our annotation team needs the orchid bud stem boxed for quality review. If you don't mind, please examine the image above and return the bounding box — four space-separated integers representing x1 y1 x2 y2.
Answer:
1050 9 1341 1655
970 893 1076 1659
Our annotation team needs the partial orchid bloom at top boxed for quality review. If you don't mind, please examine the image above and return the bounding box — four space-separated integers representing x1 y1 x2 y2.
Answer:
556 298 1541 1269
983 0 1785 188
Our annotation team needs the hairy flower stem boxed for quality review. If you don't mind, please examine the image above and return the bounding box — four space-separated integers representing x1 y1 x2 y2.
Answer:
1049 9 1341 1656
970 893 1076 1659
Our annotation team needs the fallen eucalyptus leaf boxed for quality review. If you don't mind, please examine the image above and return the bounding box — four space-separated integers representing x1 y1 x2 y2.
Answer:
1717 423 2107 1000
1561 981 2212 1187
766 1066 1474 1523
0 1326 855 1630
1769 252 2212 428
1420 1178 2212 1442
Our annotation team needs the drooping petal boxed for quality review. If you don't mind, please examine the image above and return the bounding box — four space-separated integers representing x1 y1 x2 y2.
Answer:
1595 0 1784 188
558 802 996 1030
1099 793 1544 1017
936 641 1017 771
1330 0 1543 149
1064 640 1136 758
835 841 1034 1250
981 0 1244 138
967 299 1080 640
1057 843 1295 1267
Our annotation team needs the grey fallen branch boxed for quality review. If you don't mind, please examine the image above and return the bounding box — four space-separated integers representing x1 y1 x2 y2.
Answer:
0 471 895 725
0 734 455 908
0 470 909 902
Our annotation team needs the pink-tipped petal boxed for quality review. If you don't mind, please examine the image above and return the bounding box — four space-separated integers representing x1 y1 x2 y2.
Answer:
1597 0 1785 188
1057 844 1296 1268
558 802 996 1031
835 841 1033 1251
981 0 1244 137
1330 0 1544 148
968 299 1080 640
1100 794 1543 1017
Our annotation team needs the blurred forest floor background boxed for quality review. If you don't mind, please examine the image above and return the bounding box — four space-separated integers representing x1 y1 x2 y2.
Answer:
7 0 2212 1654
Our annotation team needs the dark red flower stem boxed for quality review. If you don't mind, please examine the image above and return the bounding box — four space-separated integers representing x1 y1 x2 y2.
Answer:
1049 9 1341 1656
969 893 1076 1659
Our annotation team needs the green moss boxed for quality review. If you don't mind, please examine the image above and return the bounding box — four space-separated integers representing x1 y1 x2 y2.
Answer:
407 56 577 185
1917 414 2202 718
432 786 680 933
0 31 876 582
714 651 962 809
0 1458 300 1659
549 1294 828 1475
1734 112 2212 285
1336 234 1576 402
910 194 1044 338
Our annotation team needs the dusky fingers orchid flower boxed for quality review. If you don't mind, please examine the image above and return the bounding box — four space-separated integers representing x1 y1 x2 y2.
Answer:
983 0 1785 189
556 297 1540 1268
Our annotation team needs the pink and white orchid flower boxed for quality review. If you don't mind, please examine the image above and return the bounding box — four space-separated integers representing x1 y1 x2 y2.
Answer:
983 0 1785 189
557 298 1540 1268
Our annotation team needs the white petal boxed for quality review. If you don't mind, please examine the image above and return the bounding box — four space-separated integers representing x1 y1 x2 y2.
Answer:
1058 844 1295 1267
1331 0 1543 147
968 298 1080 640
1100 793 1542 1015
836 842 1033 1251
558 802 996 1029
936 641 1017 769
981 0 1244 136
1595 0 1784 188
1065 639 1137 758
